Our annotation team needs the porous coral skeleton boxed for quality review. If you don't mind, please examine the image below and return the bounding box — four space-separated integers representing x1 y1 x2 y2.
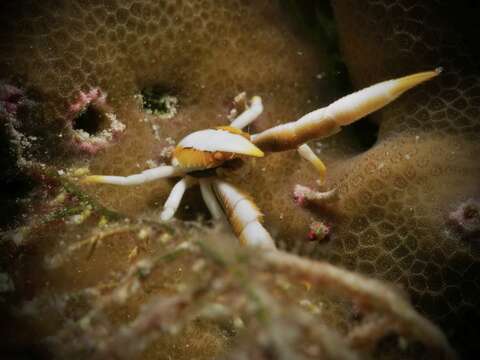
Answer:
83 69 441 249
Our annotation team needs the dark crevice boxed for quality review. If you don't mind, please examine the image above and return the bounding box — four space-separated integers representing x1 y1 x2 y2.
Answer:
0 174 36 231
72 105 109 135
0 124 35 230
280 0 379 153
350 118 380 152
280 0 350 95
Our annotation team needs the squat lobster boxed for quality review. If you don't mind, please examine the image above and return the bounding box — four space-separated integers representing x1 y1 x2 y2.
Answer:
82 69 441 249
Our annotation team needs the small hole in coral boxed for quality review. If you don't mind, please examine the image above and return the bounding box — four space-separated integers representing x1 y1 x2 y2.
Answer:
141 85 178 118
72 105 109 135
350 118 379 151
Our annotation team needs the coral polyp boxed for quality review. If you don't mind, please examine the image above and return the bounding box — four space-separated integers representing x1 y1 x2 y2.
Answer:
448 198 480 241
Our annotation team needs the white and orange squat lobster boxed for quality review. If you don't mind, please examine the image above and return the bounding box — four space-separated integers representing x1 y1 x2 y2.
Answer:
83 69 441 249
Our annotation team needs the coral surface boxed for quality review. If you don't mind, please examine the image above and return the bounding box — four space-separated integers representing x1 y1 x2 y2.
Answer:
0 0 479 359
325 1 480 356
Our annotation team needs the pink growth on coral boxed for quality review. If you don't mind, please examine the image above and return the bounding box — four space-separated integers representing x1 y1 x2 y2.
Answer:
293 184 338 207
307 221 331 241
293 192 307 207
71 133 119 155
67 88 125 155
448 198 480 241
68 88 106 117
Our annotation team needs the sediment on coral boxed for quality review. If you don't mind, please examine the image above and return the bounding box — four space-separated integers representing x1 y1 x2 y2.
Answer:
0 164 455 359
15 210 454 360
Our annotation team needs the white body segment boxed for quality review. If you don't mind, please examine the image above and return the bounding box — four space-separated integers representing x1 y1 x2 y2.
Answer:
232 199 262 226
176 129 263 157
212 179 245 208
213 180 275 249
230 96 264 129
239 222 275 248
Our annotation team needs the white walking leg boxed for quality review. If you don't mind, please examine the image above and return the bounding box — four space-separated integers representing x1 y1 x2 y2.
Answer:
297 144 327 183
230 96 264 130
199 178 225 220
82 166 184 186
213 179 276 250
160 176 197 221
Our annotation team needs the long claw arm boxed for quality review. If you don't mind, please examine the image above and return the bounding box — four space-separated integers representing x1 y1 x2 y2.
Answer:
252 69 441 152
297 144 327 183
199 179 225 220
230 96 263 130
81 166 185 186
160 176 197 221
212 179 276 249
323 68 442 126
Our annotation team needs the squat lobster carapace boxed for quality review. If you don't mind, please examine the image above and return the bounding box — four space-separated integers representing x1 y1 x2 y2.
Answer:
82 68 441 249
